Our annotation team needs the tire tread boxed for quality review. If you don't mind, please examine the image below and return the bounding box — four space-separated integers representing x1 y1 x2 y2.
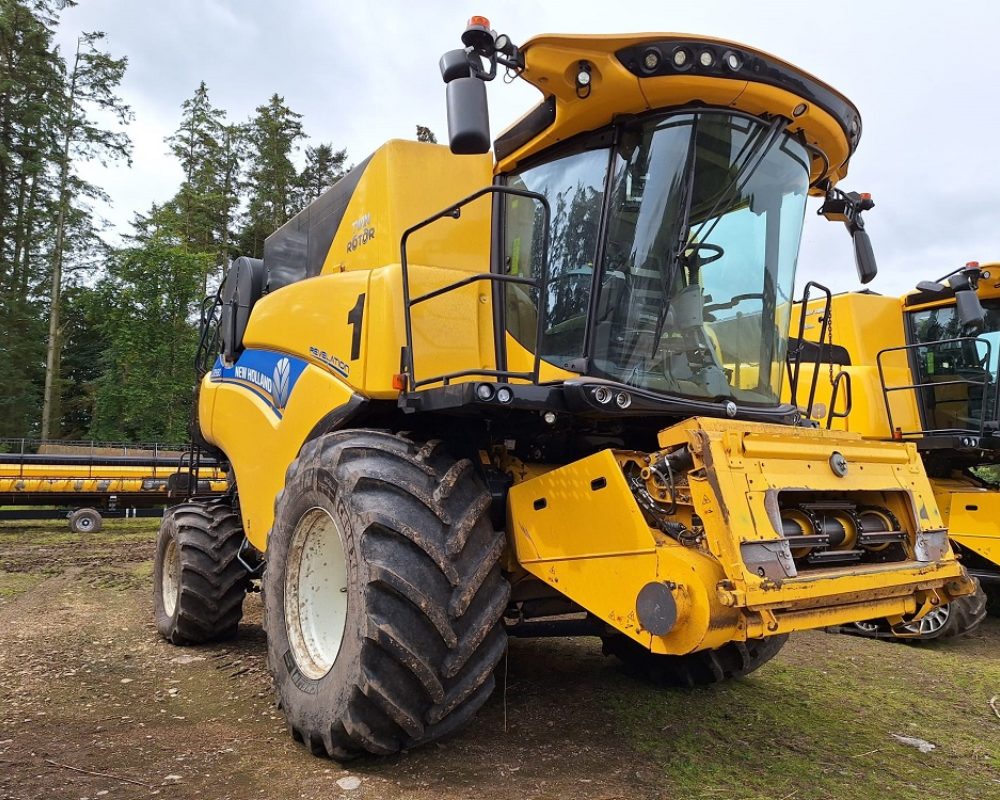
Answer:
266 431 508 758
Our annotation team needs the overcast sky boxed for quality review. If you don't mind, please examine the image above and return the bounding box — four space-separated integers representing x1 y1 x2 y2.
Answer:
54 0 999 297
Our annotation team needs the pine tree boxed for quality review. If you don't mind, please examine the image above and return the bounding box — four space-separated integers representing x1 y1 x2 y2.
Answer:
295 143 347 210
90 240 207 442
163 82 244 294
40 30 132 439
0 1 67 437
165 81 225 253
58 283 106 439
416 125 437 144
238 94 304 257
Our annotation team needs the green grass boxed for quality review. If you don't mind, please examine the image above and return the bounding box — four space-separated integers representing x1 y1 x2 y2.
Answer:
0 517 159 544
609 629 1000 800
0 569 47 599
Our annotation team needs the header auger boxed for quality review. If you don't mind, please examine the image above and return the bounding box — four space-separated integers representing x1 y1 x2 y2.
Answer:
154 18 973 759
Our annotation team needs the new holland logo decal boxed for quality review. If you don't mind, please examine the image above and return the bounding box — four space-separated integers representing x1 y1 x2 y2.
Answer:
210 350 307 418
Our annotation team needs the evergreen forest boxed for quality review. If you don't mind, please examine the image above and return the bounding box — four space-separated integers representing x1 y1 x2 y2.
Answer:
0 0 436 446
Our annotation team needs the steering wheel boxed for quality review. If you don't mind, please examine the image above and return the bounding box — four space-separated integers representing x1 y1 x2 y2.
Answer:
683 242 725 265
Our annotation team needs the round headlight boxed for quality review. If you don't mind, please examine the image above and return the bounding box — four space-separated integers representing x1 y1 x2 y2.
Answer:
672 47 689 68
641 47 661 72
476 383 495 401
616 391 632 409
593 386 613 404
724 51 741 71
699 50 715 67
496 386 513 404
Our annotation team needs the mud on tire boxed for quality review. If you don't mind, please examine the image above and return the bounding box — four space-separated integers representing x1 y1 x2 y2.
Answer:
264 430 509 760
602 634 788 687
153 500 250 645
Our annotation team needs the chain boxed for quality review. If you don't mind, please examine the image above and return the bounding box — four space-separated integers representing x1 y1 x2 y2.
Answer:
827 305 835 386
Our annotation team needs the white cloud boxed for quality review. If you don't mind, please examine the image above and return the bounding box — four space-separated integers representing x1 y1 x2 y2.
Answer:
54 0 1000 295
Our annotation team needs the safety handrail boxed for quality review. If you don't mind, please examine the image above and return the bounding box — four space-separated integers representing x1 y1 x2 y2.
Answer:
786 281 833 422
399 185 551 391
876 336 994 437
827 370 853 429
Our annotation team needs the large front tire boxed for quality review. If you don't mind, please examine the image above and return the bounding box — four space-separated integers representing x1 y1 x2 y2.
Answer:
153 500 250 644
264 431 509 760
602 634 788 687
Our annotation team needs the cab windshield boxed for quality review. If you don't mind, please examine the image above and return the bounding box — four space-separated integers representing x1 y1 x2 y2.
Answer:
504 110 810 405
908 299 1000 431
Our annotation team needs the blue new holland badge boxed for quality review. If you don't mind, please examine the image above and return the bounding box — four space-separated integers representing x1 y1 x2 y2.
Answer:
210 349 307 418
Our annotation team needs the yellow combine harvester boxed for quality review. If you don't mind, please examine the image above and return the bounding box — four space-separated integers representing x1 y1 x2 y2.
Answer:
789 262 1000 639
154 19 974 758
0 443 227 532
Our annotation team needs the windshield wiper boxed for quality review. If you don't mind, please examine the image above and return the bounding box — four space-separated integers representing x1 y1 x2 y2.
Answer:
688 115 786 248
650 116 787 354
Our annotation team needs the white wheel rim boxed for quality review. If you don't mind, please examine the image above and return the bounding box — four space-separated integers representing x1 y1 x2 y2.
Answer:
284 507 349 680
79 516 94 531
162 537 180 617
902 604 950 636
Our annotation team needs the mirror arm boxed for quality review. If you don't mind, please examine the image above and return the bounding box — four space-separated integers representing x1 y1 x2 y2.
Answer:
818 188 878 284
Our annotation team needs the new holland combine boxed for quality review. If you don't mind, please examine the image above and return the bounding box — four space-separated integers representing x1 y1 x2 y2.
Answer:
154 19 974 758
789 262 1000 640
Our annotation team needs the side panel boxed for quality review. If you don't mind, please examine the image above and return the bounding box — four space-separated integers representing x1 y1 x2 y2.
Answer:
508 450 732 655
244 271 371 394
202 351 359 550
933 481 1000 567
365 263 499 396
322 141 493 277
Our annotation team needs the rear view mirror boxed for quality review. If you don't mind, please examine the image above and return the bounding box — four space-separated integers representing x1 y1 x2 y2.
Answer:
955 289 986 330
446 77 490 154
853 228 877 285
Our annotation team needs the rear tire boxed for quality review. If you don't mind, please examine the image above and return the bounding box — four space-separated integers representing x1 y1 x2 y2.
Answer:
68 507 103 533
264 430 509 760
153 500 250 645
602 634 788 687
844 579 987 642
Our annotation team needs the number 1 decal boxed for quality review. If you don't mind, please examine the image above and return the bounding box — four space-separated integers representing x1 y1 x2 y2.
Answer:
347 293 365 360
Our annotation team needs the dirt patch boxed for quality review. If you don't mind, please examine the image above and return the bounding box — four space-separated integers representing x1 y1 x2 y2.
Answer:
1 520 999 800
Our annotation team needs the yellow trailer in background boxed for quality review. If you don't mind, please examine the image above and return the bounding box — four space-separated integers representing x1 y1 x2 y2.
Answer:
1 441 227 532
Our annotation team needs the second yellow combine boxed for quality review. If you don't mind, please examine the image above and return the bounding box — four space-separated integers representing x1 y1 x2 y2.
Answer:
789 262 1000 639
